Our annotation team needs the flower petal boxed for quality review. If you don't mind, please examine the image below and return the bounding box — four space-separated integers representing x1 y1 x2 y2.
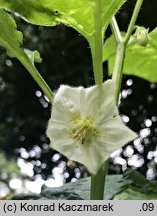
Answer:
54 85 84 115
100 115 137 153
80 80 118 123
79 141 108 174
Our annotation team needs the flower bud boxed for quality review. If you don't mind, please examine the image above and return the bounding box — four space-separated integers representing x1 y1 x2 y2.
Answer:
134 26 149 47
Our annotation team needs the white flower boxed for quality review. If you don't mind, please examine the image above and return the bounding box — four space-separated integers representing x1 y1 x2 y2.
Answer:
47 80 137 174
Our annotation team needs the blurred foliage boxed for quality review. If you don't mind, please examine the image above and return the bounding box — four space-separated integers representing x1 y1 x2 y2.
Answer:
0 0 157 188
12 169 157 200
0 152 20 199
12 174 124 200
0 152 19 175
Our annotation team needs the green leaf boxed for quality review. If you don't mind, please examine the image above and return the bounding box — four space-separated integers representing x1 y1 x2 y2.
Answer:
0 8 23 57
0 8 40 65
12 175 124 200
113 187 157 200
103 28 157 82
0 0 126 43
41 175 124 200
0 9 53 101
112 169 157 200
12 194 44 200
24 49 42 65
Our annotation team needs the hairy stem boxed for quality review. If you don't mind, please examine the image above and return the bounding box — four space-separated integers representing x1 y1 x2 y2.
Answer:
90 160 109 200
110 16 123 43
91 0 103 85
124 0 144 45
112 42 125 104
111 0 144 104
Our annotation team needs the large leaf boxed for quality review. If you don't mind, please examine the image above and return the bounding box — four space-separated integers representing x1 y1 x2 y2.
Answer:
12 175 124 200
0 0 126 43
0 9 42 64
0 8 23 57
0 9 38 64
112 169 157 200
12 170 157 200
103 28 157 82
0 9 52 100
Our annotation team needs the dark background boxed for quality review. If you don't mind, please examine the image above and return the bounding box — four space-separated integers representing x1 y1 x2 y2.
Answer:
0 0 157 187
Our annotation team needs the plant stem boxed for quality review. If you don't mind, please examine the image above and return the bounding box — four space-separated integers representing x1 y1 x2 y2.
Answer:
124 0 144 45
111 0 144 104
112 42 125 104
90 160 109 200
110 17 125 104
110 16 123 44
91 0 103 85
90 0 108 200
90 0 144 200
18 54 53 102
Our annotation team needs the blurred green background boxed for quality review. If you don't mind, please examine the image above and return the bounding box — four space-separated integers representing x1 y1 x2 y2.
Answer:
0 0 157 198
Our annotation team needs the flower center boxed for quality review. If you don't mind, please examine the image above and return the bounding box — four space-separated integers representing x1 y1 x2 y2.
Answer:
70 115 99 145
